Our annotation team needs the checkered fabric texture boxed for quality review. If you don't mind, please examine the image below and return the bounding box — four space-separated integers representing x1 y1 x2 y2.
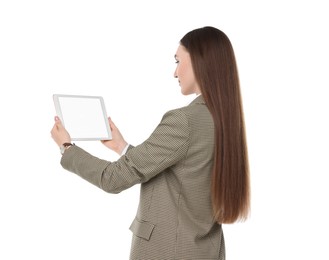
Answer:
61 95 225 259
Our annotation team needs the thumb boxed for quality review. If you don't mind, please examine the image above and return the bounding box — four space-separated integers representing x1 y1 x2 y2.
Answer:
54 116 63 127
108 117 116 130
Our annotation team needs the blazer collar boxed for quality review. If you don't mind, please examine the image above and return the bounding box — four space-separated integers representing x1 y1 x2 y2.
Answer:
189 94 205 106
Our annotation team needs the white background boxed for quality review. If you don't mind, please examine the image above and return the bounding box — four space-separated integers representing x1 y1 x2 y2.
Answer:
1 0 328 259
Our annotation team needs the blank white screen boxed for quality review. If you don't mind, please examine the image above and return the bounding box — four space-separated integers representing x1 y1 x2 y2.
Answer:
57 96 111 140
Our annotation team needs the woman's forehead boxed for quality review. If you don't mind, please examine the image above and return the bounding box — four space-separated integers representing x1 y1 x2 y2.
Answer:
175 45 188 57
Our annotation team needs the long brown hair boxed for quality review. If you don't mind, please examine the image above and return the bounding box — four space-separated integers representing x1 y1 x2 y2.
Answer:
180 26 250 223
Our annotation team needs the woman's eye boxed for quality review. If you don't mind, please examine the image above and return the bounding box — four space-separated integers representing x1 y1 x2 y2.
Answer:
175 60 179 64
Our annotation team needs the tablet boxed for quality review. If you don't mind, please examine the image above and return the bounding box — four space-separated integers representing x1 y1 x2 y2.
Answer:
53 94 112 141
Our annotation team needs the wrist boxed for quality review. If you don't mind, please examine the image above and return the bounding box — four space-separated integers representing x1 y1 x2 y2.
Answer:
60 143 74 155
120 143 129 156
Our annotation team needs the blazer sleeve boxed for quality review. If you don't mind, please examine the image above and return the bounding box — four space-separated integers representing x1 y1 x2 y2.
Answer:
60 109 190 193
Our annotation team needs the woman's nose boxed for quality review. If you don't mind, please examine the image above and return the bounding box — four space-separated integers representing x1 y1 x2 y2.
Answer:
173 68 178 78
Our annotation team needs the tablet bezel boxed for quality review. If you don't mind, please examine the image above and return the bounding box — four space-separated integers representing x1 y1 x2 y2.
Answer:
53 94 112 141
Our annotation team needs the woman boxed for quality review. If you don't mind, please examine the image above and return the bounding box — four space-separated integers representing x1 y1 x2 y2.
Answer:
51 26 250 260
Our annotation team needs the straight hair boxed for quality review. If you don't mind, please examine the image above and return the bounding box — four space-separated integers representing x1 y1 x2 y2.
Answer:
180 26 250 223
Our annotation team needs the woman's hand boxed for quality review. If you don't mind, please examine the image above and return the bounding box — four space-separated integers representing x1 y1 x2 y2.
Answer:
101 117 128 155
51 116 71 147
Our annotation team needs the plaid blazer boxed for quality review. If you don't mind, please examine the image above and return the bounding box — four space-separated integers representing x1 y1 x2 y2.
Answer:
61 95 225 260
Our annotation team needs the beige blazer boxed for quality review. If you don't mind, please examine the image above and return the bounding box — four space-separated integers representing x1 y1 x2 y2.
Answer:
61 95 225 260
